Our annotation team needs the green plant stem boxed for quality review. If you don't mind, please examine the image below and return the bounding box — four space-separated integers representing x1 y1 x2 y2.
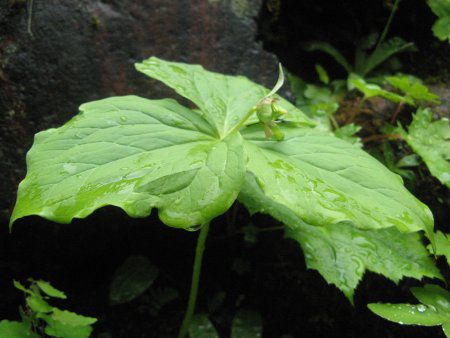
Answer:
228 108 256 135
375 0 401 50
178 222 211 338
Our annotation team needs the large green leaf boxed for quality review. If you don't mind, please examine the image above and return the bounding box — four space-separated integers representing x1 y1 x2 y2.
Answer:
397 108 450 188
11 97 246 229
428 231 450 264
239 172 440 300
241 124 434 236
369 284 450 337
135 57 312 137
0 321 39 338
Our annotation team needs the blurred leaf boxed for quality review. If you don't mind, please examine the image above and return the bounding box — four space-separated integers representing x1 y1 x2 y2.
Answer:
13 280 32 295
385 75 440 104
396 154 420 168
231 310 263 338
110 255 159 305
188 314 219 338
397 108 450 188
36 280 67 299
148 288 179 317
0 320 39 338
315 64 330 84
369 284 450 336
427 0 450 42
26 294 53 313
51 308 97 327
333 123 362 147
427 231 450 264
44 314 93 338
306 41 353 74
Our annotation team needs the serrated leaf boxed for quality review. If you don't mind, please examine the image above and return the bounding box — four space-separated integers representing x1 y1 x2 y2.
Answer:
0 320 39 338
239 171 440 300
188 314 219 338
368 303 447 326
36 280 67 299
348 74 412 105
51 308 97 327
135 57 311 136
385 75 440 104
11 97 246 229
397 108 450 188
241 124 434 236
231 310 263 338
428 231 450 265
109 255 158 305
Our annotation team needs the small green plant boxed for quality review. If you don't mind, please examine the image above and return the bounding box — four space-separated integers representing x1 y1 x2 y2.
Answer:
0 279 97 338
368 284 450 337
10 57 443 336
427 0 450 43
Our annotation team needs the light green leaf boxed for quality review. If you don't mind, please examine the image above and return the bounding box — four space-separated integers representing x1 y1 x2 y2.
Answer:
443 321 450 337
36 280 67 299
13 280 32 295
315 64 330 84
188 314 219 338
109 255 158 305
0 320 39 338
231 310 262 338
428 0 450 42
333 123 362 147
44 315 93 338
359 38 416 76
51 308 97 327
428 231 450 265
411 285 450 312
239 171 440 300
385 75 440 104
348 74 412 105
397 108 450 188
26 294 53 313
135 57 311 137
241 124 434 236
368 303 447 326
11 96 246 229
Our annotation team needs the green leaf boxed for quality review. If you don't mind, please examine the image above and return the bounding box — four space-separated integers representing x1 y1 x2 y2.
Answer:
368 303 447 326
44 315 93 338
428 0 450 42
135 57 311 137
360 38 416 76
11 97 246 229
411 285 450 312
0 320 39 338
26 294 53 313
51 308 97 327
397 108 450 188
231 310 263 338
109 255 159 305
333 123 362 147
428 231 450 265
239 171 440 300
306 41 353 74
348 74 412 105
443 321 450 337
385 75 440 104
315 64 330 84
13 280 32 295
241 124 434 236
36 280 67 299
188 314 219 338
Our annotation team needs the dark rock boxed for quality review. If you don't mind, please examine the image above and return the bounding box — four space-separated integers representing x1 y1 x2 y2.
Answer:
0 0 278 225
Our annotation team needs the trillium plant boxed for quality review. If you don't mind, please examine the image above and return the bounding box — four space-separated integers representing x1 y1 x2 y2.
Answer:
11 57 444 337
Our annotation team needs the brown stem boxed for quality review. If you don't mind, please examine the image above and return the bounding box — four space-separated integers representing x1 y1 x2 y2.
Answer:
390 101 405 124
362 133 403 143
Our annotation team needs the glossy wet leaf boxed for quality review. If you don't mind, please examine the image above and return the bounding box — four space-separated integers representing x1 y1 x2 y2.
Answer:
241 124 434 236
369 284 450 336
135 57 311 136
0 321 39 338
239 172 440 300
188 314 219 338
109 255 159 305
427 231 450 265
11 97 246 229
36 280 67 299
397 108 450 188
231 310 263 338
